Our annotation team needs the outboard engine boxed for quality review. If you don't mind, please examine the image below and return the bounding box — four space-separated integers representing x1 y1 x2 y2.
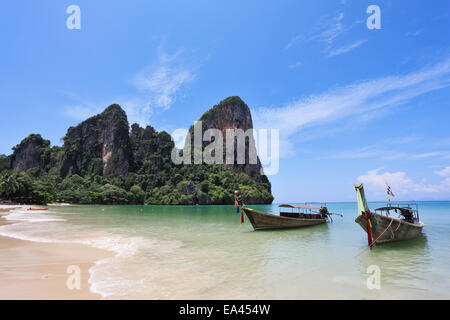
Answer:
320 207 329 218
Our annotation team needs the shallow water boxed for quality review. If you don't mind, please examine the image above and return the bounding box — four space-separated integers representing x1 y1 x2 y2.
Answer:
1 202 449 299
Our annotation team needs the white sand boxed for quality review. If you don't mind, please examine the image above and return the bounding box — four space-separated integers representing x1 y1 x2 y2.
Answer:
0 207 112 300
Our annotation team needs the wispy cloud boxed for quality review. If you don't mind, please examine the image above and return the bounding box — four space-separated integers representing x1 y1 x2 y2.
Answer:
284 10 366 57
320 12 346 46
329 147 448 161
64 105 100 121
62 91 103 120
132 50 195 110
288 61 303 69
117 96 153 127
406 29 423 37
385 135 419 145
64 48 196 127
253 57 450 157
284 11 346 51
327 39 367 57
63 95 154 128
284 35 303 51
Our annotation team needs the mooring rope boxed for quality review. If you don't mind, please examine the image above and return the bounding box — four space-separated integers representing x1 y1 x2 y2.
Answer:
395 217 402 231
355 216 396 258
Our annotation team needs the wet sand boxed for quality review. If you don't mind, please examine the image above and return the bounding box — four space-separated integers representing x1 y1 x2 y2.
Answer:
0 208 112 300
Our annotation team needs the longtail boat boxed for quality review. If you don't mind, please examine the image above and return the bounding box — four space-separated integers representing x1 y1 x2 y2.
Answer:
354 184 424 246
243 204 341 231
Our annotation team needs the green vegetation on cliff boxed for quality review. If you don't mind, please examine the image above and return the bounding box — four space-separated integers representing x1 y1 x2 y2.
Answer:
0 97 274 205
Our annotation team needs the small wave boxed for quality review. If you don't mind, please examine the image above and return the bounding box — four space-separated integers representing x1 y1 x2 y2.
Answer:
85 235 184 298
0 209 66 242
2 208 66 223
0 226 58 243
1 207 185 299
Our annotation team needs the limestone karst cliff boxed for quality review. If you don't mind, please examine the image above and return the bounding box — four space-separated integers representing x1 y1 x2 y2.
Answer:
61 104 133 177
1 97 273 205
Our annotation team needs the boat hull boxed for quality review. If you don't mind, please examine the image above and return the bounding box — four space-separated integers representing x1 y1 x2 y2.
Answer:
243 207 326 230
355 212 424 244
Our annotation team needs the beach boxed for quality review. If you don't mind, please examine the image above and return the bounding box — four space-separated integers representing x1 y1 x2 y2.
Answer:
0 203 449 299
0 207 111 300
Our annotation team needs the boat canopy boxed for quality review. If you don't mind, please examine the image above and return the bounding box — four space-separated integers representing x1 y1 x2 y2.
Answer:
375 204 420 222
375 207 416 213
279 204 322 210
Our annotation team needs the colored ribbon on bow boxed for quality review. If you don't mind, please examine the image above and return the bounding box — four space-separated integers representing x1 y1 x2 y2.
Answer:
366 212 373 248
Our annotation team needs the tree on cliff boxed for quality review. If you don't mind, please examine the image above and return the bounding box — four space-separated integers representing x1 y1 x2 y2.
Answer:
0 97 274 205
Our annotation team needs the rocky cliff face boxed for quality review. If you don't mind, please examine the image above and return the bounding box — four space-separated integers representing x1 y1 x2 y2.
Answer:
61 104 133 177
4 97 273 205
130 123 174 173
192 96 264 177
11 134 50 171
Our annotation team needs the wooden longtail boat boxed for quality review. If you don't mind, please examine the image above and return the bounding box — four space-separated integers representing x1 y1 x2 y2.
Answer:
243 204 340 231
354 184 424 245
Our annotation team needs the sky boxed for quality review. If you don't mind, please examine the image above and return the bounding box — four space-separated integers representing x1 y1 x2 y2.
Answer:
1 0 450 202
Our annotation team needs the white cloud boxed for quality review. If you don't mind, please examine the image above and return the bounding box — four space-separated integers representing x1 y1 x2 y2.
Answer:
132 50 195 110
329 149 448 161
288 61 303 69
118 97 153 128
64 97 153 128
253 57 450 157
385 136 419 145
284 11 346 51
64 48 195 127
285 11 366 57
413 152 444 159
284 35 303 51
434 166 450 177
321 12 345 45
327 137 446 161
357 168 442 199
406 30 422 37
327 39 367 57
65 105 100 120
63 91 103 120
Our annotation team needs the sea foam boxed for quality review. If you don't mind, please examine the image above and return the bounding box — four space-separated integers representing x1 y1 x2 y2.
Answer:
0 207 184 299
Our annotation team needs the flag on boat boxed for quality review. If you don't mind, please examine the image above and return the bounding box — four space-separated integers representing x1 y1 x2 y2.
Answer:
386 184 395 202
387 185 395 197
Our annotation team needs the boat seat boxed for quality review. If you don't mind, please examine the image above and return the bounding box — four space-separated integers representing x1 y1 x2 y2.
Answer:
280 212 300 218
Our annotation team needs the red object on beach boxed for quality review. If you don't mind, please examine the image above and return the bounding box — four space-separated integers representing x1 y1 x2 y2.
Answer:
27 208 49 211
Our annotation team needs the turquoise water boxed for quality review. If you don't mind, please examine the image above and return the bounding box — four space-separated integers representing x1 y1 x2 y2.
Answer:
2 202 449 299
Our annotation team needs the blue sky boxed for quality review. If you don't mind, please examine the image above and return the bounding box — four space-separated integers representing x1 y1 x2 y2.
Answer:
1 0 450 202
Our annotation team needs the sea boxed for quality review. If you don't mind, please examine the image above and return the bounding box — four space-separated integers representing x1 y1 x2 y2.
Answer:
1 202 449 299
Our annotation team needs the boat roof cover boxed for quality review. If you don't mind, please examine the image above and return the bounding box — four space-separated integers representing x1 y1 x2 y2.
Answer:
279 204 322 210
375 206 416 212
